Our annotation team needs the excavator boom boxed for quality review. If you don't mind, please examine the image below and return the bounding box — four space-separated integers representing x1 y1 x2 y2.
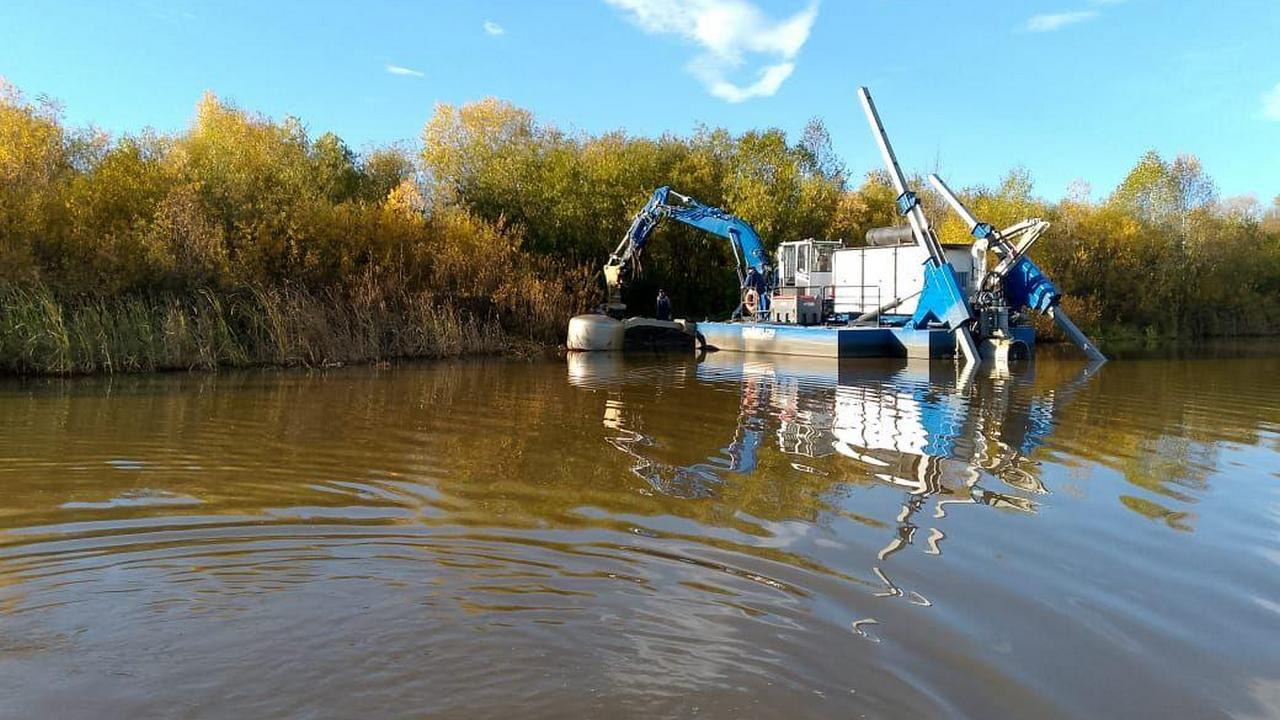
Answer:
605 186 771 314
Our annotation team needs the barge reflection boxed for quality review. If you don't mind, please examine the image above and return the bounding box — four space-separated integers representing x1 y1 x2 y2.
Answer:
569 352 1099 565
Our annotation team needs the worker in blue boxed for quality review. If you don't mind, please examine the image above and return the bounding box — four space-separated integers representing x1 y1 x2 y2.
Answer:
655 289 672 321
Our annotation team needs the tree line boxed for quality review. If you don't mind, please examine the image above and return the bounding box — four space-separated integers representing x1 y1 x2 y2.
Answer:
2 79 1278 372
423 97 1280 339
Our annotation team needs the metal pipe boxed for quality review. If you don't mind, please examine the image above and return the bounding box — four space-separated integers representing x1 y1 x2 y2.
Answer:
859 88 978 369
929 173 1027 260
928 174 980 231
933 172 1105 363
956 325 981 366
1050 307 1107 362
988 221 1049 281
857 87 945 264
1010 222 1047 258
853 290 921 324
865 226 916 246
858 88 909 197
727 233 745 287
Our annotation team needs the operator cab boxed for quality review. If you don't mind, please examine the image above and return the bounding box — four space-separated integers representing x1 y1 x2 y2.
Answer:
777 239 841 292
771 239 843 326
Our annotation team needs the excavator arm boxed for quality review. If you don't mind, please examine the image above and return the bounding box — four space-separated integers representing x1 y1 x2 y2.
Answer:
604 187 771 315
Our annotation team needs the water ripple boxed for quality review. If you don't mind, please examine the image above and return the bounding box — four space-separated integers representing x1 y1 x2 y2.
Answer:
0 355 1278 719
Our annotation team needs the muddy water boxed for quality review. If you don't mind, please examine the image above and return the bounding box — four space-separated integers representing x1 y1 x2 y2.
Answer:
0 353 1277 719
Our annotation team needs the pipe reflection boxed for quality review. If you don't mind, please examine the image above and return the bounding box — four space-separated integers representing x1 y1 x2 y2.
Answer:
568 352 1101 612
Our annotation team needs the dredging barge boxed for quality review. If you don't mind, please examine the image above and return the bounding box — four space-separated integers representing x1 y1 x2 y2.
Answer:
567 87 1104 365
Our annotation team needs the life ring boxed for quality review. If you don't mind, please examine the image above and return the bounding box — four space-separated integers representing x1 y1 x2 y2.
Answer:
742 288 760 316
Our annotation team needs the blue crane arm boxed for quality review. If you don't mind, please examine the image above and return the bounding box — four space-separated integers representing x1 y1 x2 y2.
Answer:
611 186 770 281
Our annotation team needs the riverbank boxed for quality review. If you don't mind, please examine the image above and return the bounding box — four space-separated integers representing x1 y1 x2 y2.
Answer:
9 279 1277 376
0 283 543 376
8 305 1273 379
5 83 1280 378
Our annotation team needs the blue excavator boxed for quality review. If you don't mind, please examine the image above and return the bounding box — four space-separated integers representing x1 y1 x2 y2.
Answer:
572 87 1104 364
602 186 773 319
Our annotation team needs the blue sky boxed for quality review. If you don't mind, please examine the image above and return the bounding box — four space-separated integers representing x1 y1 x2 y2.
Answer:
2 0 1278 202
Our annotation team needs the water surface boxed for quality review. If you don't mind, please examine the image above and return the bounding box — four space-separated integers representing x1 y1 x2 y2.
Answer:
1 352 1278 718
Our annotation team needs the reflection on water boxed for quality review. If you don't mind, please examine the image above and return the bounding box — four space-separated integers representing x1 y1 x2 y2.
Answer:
570 355 1101 637
2 353 1279 719
573 354 1087 534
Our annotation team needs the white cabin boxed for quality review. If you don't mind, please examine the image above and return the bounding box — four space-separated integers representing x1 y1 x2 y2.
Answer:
776 239 842 292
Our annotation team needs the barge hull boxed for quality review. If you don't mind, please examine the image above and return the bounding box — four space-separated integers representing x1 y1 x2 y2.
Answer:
699 322 1034 360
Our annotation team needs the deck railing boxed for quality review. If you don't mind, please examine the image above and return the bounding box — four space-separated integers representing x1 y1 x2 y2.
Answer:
771 285 887 325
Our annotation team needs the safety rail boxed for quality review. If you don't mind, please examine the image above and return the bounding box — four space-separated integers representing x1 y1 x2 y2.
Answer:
771 284 887 325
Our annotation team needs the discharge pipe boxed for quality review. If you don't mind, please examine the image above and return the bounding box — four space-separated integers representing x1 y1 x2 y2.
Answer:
857 88 945 264
854 291 922 324
857 87 980 367
1049 307 1107 362
927 173 1107 362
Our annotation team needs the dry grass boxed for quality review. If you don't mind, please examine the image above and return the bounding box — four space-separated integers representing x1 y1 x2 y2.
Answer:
0 283 514 375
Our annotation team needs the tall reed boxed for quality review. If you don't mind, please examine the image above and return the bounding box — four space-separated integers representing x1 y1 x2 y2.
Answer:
0 283 519 375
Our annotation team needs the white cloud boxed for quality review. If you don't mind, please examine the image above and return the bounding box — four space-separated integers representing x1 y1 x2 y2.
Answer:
484 20 505 36
605 0 818 102
385 64 424 77
699 61 795 102
1025 10 1097 32
1263 82 1280 121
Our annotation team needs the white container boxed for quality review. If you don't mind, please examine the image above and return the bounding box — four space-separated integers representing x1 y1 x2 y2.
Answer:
831 244 974 316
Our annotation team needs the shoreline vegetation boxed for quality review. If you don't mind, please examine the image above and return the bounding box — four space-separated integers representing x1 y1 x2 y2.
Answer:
3 79 1279 375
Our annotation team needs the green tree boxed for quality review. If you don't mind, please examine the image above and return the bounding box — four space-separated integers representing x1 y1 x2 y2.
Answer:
0 79 71 282
310 132 361 204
